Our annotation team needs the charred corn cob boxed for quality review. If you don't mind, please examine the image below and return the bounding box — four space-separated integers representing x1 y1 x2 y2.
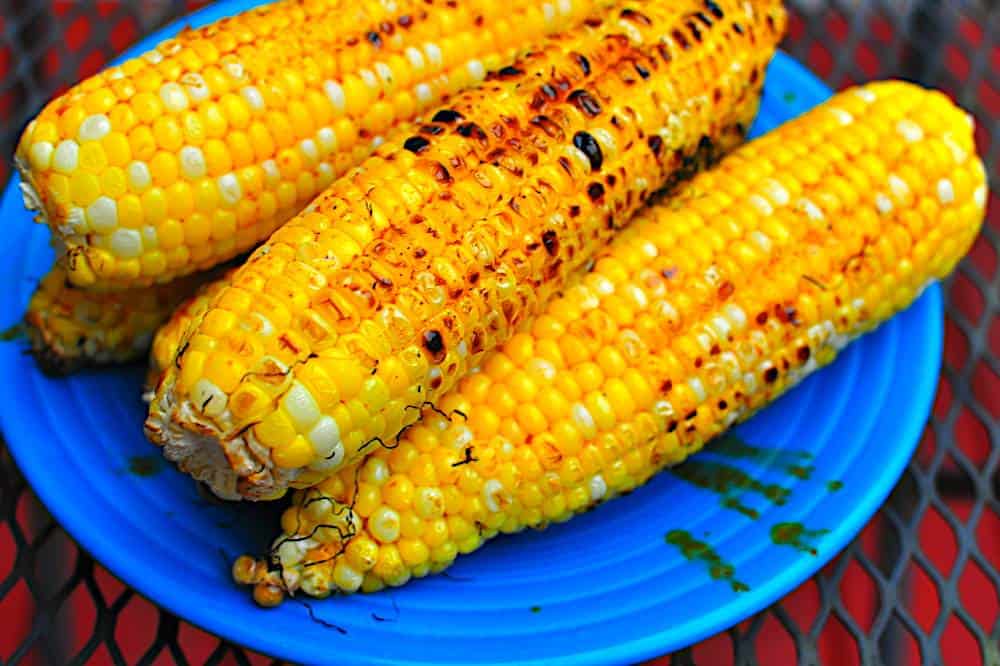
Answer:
25 265 214 374
14 0 596 290
231 81 987 602
146 0 787 501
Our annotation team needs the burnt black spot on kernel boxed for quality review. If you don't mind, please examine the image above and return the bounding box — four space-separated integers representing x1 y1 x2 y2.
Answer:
587 182 605 202
694 357 703 368
704 0 724 19
531 115 564 139
798 347 811 362
558 156 573 175
732 22 744 35
497 66 523 78
541 83 558 100
658 44 672 63
661 380 673 392
764 367 779 383
573 131 603 171
584 16 602 27
694 11 713 27
568 90 602 117
620 8 651 24
756 311 768 325
684 409 698 421
431 163 452 184
572 52 591 75
366 31 382 47
717 399 728 410
568 204 580 218
474 14 484 26
420 124 444 135
414 248 426 259
750 67 760 84
398 14 412 27
404 136 430 154
457 122 487 142
422 330 445 360
432 109 463 123
710 344 721 356
468 271 480 284
541 230 559 256
605 174 616 186
634 62 651 79
688 20 703 42
380 21 394 34
672 28 690 49
648 135 663 157
718 282 734 300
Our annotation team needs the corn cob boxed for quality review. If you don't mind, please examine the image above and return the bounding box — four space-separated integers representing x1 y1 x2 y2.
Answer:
14 0 597 290
230 81 987 603
147 271 233 389
24 265 214 375
146 0 787 501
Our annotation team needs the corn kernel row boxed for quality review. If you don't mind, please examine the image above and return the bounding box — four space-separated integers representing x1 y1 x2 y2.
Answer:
15 0 597 289
146 0 787 500
230 81 987 602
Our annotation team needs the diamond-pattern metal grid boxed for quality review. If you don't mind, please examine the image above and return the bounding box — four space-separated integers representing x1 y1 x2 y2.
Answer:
0 1 996 664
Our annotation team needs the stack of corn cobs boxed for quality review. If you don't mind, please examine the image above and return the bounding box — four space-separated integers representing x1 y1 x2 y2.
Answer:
14 0 987 606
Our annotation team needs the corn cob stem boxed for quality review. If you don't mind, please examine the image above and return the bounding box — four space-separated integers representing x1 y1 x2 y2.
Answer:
231 81 987 602
147 0 786 501
15 0 596 290
24 265 213 375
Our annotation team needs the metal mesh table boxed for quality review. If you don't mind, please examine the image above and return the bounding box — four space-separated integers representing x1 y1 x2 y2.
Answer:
1 1 997 663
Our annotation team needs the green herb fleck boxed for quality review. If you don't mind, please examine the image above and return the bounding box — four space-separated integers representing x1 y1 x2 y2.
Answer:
827 480 844 492
128 455 162 477
665 530 749 593
530 606 542 613
782 91 797 104
770 522 830 556
0 323 26 342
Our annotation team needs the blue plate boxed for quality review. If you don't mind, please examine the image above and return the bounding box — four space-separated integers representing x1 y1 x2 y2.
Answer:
0 4 941 664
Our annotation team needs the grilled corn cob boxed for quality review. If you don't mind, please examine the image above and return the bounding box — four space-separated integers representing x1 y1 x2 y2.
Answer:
231 81 987 602
146 0 787 501
14 0 596 290
25 265 213 374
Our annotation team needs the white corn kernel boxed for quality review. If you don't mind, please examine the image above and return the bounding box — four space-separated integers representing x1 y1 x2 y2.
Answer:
724 303 748 331
333 561 364 592
282 381 321 431
181 73 210 101
323 80 345 114
127 161 152 190
936 178 955 205
974 185 986 209
240 86 264 111
797 197 824 221
875 193 893 215
86 196 117 233
466 59 486 81
405 47 425 70
589 474 607 502
78 114 111 141
110 228 143 258
316 127 337 153
192 378 227 417
423 43 443 68
217 173 242 205
359 68 378 90
52 140 79 173
159 82 188 112
895 119 924 143
749 230 772 253
761 178 790 206
414 487 444 519
748 194 774 216
306 415 341 458
28 142 54 171
179 146 206 179
374 61 394 86
688 377 707 403
571 403 597 439
369 507 401 543
888 174 910 201
414 83 433 105
482 479 505 513
299 138 318 163
261 160 280 185
362 457 391 485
